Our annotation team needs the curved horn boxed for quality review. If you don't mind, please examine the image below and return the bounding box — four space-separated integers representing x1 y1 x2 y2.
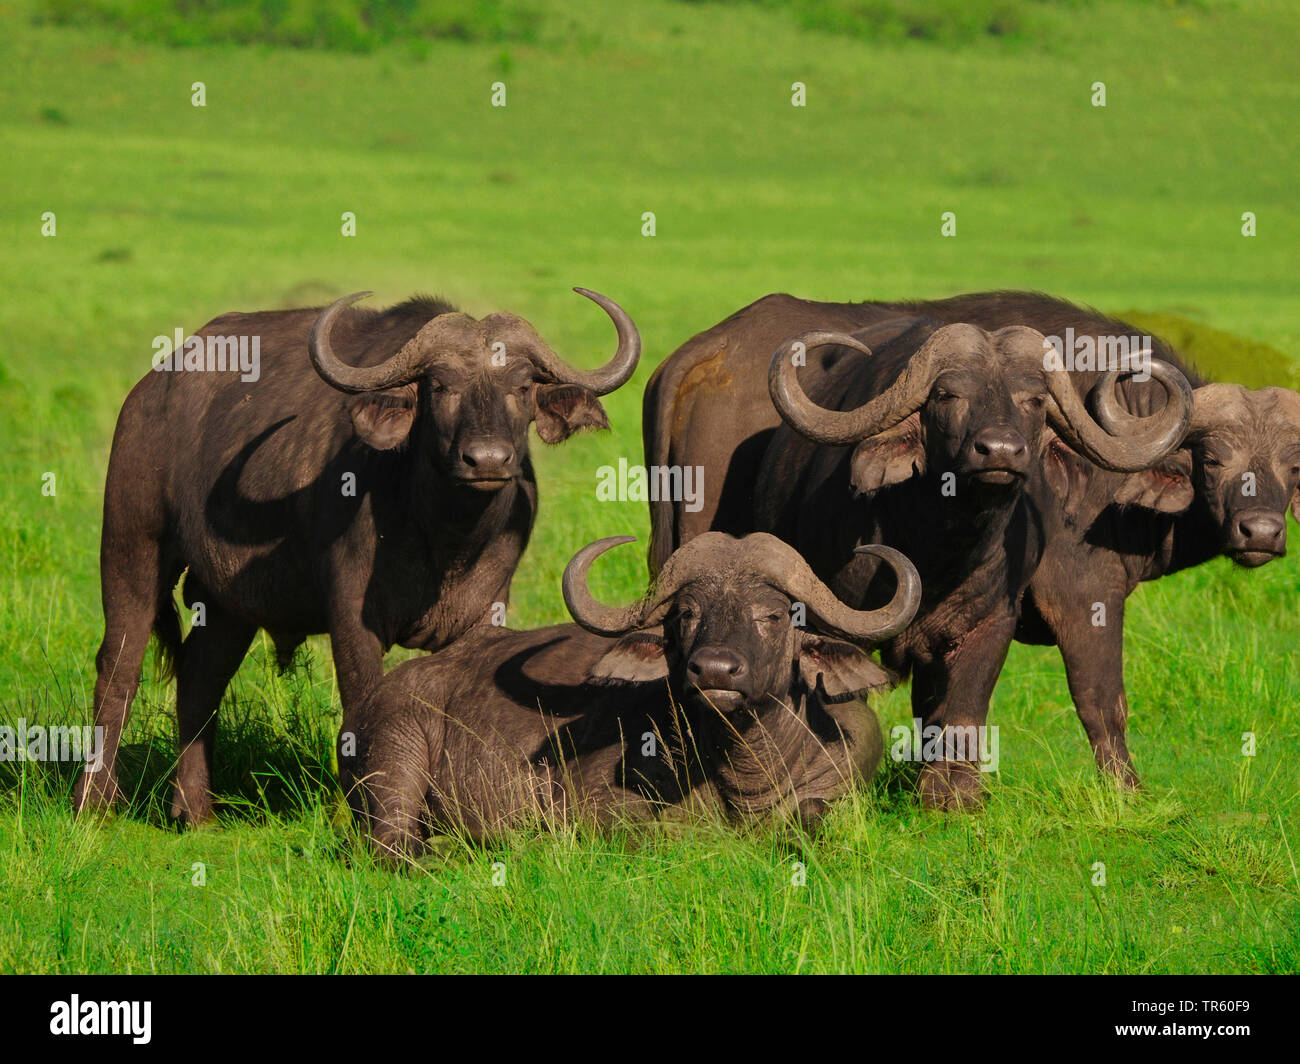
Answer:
564 533 921 644
769 325 980 446
1089 353 1150 434
1088 354 1190 437
564 533 738 636
562 536 647 636
308 291 439 394
524 289 641 395
769 541 921 643
768 331 880 445
1044 357 1193 471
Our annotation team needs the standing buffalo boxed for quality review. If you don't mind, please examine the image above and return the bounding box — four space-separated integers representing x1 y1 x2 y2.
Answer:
888 294 1300 788
76 287 640 823
756 319 1189 806
347 533 920 857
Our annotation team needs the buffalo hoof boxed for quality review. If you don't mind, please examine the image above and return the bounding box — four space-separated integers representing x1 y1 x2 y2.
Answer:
918 761 985 812
369 830 427 869
72 770 120 816
777 796 829 850
795 796 829 833
1097 751 1141 791
169 785 215 827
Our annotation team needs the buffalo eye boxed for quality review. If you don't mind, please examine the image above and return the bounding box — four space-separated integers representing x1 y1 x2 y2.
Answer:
674 604 699 632
1201 454 1222 468
933 389 957 403
428 379 446 394
1019 394 1045 411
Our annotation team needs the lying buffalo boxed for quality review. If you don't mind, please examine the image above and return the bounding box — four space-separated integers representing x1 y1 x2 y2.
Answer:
75 287 640 823
346 533 920 856
757 319 1190 806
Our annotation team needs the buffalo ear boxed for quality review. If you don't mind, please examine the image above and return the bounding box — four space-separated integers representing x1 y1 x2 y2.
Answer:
797 634 891 703
848 411 924 495
1113 448 1195 513
535 383 610 444
1042 431 1092 518
349 385 417 450
588 628 668 684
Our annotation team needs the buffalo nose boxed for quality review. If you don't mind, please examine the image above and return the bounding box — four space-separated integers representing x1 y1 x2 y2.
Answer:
1234 509 1285 551
969 428 1028 469
687 647 747 690
459 438 515 477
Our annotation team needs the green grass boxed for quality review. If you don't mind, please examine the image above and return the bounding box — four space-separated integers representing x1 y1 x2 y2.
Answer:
30 0 545 52
1 0 1298 973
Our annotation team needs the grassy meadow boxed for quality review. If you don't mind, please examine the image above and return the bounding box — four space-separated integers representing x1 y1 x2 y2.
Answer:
1 0 1297 973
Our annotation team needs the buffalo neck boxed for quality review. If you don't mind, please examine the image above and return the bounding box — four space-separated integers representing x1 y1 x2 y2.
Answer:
692 690 820 815
887 473 1027 588
412 445 529 546
1165 498 1235 577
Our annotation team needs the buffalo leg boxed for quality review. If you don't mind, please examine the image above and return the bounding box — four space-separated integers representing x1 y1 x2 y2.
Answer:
353 718 431 862
910 614 1016 811
794 796 830 836
74 541 166 813
327 607 387 783
1049 592 1139 788
171 605 256 824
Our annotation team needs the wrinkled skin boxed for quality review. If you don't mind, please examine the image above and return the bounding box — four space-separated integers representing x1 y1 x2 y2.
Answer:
756 321 1058 809
76 294 633 824
348 537 900 858
647 289 1300 795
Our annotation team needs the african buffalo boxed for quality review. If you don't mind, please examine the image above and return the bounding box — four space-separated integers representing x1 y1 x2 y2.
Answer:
892 295 1300 787
75 287 640 823
756 319 1189 806
346 533 920 856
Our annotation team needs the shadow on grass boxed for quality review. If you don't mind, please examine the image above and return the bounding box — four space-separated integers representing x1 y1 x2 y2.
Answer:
2 646 344 830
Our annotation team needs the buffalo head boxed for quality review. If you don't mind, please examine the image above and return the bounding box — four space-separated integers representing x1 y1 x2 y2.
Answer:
308 288 640 488
767 324 1192 497
561 533 920 712
1102 383 1300 566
